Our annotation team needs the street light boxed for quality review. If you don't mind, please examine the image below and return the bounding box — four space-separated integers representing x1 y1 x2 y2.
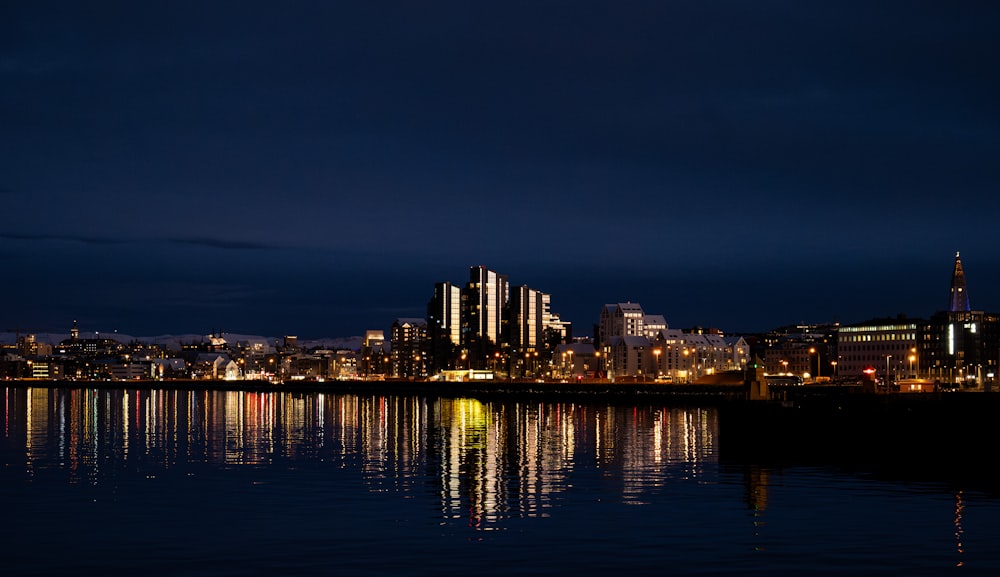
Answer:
809 347 820 380
653 348 661 378
780 359 789 375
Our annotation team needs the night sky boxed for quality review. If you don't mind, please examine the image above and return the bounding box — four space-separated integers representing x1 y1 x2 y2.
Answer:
3 2 999 339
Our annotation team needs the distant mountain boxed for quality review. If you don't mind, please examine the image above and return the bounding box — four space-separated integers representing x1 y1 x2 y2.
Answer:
0 332 366 351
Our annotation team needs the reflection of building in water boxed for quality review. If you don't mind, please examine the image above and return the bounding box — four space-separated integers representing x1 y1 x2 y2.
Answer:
743 466 770 512
25 388 50 472
743 465 770 551
955 491 965 567
433 399 721 526
4 387 720 530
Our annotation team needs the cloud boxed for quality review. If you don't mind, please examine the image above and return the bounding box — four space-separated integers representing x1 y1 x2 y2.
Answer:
168 237 274 250
0 232 126 245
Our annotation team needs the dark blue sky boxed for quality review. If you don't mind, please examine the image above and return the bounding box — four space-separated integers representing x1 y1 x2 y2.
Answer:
2 1 999 339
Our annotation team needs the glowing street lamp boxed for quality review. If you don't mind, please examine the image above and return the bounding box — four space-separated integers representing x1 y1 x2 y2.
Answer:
809 347 820 380
653 348 661 378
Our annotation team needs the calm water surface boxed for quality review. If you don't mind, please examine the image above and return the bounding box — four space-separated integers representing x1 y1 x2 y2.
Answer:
1 387 998 576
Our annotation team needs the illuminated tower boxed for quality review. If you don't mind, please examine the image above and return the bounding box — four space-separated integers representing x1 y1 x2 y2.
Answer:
949 251 971 312
70 319 79 341
509 285 550 352
463 266 508 347
426 281 462 372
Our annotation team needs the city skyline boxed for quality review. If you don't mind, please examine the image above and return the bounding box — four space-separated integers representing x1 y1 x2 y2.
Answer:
0 252 983 346
3 2 999 338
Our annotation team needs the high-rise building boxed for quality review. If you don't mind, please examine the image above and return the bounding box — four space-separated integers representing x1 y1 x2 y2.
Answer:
463 265 508 348
426 281 462 373
428 282 461 345
390 318 427 378
509 285 549 352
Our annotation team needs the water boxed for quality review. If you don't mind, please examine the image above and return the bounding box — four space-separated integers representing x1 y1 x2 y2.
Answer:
2 386 998 576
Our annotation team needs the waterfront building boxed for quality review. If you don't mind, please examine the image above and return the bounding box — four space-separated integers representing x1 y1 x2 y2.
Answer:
27 359 63 379
760 324 835 381
111 361 153 381
151 358 188 379
427 281 462 373
650 329 739 382
598 302 646 344
836 253 1000 389
605 335 650 379
920 253 1000 389
390 317 427 378
190 353 240 380
331 349 359 380
359 330 388 378
922 310 1000 389
508 285 549 353
463 266 509 356
426 265 569 373
553 342 600 378
722 336 750 371
834 317 919 381
651 329 693 381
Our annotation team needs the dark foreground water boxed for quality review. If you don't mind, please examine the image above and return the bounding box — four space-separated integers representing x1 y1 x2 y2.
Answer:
2 387 999 576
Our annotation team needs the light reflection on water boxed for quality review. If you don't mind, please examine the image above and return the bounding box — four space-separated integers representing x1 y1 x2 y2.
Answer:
3 386 1000 576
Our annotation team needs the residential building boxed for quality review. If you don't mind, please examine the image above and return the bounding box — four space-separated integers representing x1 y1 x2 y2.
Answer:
427 281 462 373
598 302 645 345
390 317 427 378
508 285 548 352
463 265 509 355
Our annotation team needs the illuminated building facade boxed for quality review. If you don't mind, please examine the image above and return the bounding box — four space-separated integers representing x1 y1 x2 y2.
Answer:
598 302 645 344
390 317 427 378
922 310 1000 389
508 285 549 352
949 251 971 313
920 252 999 389
359 330 388 378
463 265 509 350
836 318 920 381
427 281 462 373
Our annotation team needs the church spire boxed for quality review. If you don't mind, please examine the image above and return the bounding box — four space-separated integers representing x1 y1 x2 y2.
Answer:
949 251 970 312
